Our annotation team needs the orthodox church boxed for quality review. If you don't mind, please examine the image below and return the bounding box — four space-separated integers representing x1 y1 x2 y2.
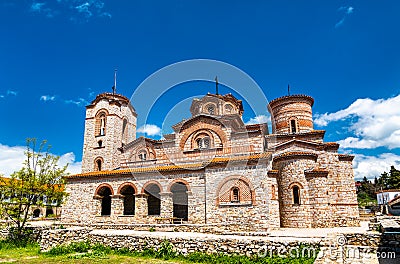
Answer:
61 89 360 229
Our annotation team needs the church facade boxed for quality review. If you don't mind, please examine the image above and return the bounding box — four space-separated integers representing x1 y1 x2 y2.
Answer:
61 91 360 228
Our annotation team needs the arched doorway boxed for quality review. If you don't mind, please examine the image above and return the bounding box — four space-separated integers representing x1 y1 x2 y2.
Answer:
171 182 188 221
120 185 135 215
144 184 160 216
33 209 40 218
97 186 112 216
45 208 54 217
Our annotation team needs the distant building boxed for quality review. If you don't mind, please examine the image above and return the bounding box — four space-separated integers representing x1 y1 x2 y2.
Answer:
376 189 400 205
0 177 62 219
355 181 362 192
61 91 360 229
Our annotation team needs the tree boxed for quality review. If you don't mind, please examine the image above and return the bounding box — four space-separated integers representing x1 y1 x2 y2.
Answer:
377 171 390 190
377 166 400 190
388 166 400 189
0 138 68 241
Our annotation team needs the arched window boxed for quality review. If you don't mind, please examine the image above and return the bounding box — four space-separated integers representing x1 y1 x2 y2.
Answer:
120 185 135 215
96 185 112 216
203 103 217 115
144 184 161 216
196 137 210 149
33 209 40 218
231 187 240 202
46 208 54 217
293 186 300 205
171 182 189 221
98 140 103 148
290 119 297 134
95 110 108 136
224 104 233 114
99 114 106 135
207 105 215 115
94 157 103 171
138 150 147 161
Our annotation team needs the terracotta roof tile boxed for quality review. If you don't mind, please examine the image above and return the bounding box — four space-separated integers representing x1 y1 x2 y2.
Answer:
273 151 318 162
65 152 272 179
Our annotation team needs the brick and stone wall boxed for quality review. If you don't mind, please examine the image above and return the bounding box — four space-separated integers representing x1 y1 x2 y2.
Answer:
62 164 280 229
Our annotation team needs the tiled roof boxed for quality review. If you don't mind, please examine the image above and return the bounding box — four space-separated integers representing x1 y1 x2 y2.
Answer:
388 195 400 206
338 154 354 161
265 130 325 138
305 168 329 176
268 94 314 108
273 151 318 162
65 152 272 179
376 189 400 194
245 124 266 131
0 176 64 191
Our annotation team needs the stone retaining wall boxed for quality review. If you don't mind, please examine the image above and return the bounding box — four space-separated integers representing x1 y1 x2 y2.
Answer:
62 222 268 234
40 227 323 254
41 227 92 250
39 227 400 263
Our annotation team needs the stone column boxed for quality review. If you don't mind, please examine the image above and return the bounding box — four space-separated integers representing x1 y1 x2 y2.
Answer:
186 191 195 223
160 192 173 218
111 194 124 218
134 193 149 221
92 195 103 217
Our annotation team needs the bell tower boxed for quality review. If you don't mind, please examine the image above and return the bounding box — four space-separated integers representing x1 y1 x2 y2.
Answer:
81 93 137 173
268 94 314 134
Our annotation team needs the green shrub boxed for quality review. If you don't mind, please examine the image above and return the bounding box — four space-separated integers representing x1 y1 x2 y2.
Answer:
45 241 91 256
155 240 176 259
5 227 36 247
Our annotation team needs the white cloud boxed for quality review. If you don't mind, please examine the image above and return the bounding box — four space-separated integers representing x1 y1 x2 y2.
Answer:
353 153 400 180
6 90 17 96
30 2 56 18
75 2 92 18
335 6 354 28
315 94 400 149
31 2 45 12
347 6 354 14
245 115 269 125
339 6 354 15
137 124 162 136
335 18 345 28
58 152 82 175
0 143 81 177
65 98 88 106
0 90 17 99
28 0 111 21
40 95 56 102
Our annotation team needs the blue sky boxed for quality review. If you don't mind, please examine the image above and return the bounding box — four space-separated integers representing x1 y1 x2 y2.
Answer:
0 0 399 180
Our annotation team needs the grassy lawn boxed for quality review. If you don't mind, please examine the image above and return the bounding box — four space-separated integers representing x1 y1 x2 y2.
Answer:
0 240 317 264
0 243 184 264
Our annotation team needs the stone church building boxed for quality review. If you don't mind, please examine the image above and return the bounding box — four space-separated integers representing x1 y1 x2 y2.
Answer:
62 91 360 229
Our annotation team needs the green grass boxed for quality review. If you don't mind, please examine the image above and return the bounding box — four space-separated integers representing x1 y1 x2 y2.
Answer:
0 240 318 264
